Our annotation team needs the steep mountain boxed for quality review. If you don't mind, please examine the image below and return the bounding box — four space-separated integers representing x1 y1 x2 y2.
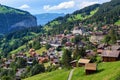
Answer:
0 4 37 33
0 26 43 56
86 0 120 24
44 4 100 35
35 13 65 25
43 0 120 35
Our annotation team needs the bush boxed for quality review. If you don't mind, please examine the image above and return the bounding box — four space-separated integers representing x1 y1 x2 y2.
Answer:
30 64 45 76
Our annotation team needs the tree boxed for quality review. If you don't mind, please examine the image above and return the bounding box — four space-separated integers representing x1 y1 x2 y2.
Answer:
72 34 81 44
30 64 45 76
103 35 111 45
73 45 85 60
109 29 117 44
0 69 15 80
61 37 67 45
45 43 51 49
73 45 80 60
16 57 27 68
1 76 12 80
32 40 41 50
62 49 72 69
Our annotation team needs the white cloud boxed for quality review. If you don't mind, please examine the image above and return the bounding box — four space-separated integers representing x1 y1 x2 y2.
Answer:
19 4 30 9
80 1 98 8
43 1 75 11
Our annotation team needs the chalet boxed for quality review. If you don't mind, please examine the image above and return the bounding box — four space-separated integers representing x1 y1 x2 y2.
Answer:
101 50 120 62
16 68 25 80
4 59 13 68
72 27 84 35
97 44 105 54
38 56 49 64
52 58 59 66
27 61 33 65
70 60 77 67
65 42 74 47
97 44 105 49
85 63 97 75
85 50 96 57
78 59 90 66
40 41 47 45
111 45 120 50
4 61 11 68
29 48 36 57
117 40 120 45
90 32 104 44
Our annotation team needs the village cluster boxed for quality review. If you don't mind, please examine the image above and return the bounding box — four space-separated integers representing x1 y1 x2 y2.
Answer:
1 24 120 79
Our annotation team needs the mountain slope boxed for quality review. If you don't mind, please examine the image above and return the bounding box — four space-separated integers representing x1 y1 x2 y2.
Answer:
43 0 120 35
43 4 100 35
0 4 37 33
86 0 120 24
24 61 120 80
35 13 65 25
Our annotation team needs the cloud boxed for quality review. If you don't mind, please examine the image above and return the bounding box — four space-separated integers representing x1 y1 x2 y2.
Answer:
81 1 98 8
19 4 30 9
43 1 75 11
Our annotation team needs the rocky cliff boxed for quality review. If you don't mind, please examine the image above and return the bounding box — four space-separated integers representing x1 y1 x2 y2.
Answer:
0 4 37 33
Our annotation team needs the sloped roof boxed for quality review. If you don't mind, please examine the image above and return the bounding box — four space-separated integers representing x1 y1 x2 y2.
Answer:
111 45 120 50
85 63 97 70
101 50 120 58
78 59 90 64
70 60 78 63
117 40 120 43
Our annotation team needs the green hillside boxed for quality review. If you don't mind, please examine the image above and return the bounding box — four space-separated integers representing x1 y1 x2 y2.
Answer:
72 61 120 80
43 4 100 35
115 20 120 26
24 69 70 80
0 5 37 34
86 0 120 24
24 61 120 80
0 26 42 57
0 5 25 14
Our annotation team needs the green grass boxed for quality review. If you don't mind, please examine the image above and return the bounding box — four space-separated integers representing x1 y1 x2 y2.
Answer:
10 45 26 54
115 20 120 26
67 8 99 22
24 61 120 80
24 69 70 80
0 6 25 14
50 21 60 26
36 47 47 55
72 61 120 80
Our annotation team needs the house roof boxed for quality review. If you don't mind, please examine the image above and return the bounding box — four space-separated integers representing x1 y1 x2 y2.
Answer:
97 44 105 49
101 50 120 58
85 63 97 70
117 40 120 43
78 59 90 64
111 45 120 50
70 60 78 63
97 49 103 53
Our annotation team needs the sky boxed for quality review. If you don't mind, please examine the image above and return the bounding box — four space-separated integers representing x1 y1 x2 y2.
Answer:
0 0 111 14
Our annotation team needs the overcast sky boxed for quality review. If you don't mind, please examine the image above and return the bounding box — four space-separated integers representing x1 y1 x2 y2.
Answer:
0 0 111 14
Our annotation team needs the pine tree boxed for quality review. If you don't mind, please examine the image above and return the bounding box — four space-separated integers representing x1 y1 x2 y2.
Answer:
62 49 72 69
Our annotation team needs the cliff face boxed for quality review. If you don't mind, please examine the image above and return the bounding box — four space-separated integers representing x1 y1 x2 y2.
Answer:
0 5 37 33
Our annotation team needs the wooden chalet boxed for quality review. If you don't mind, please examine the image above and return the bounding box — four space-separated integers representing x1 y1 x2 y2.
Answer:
101 50 120 62
70 60 78 67
111 45 120 50
117 40 120 45
78 59 90 66
85 63 97 75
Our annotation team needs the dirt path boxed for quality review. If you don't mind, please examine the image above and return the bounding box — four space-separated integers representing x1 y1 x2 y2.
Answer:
68 69 74 80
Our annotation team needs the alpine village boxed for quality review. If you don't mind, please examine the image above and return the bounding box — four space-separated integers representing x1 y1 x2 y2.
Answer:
0 0 120 80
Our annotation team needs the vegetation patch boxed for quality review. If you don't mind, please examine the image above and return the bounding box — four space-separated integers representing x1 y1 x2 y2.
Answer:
24 69 70 80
